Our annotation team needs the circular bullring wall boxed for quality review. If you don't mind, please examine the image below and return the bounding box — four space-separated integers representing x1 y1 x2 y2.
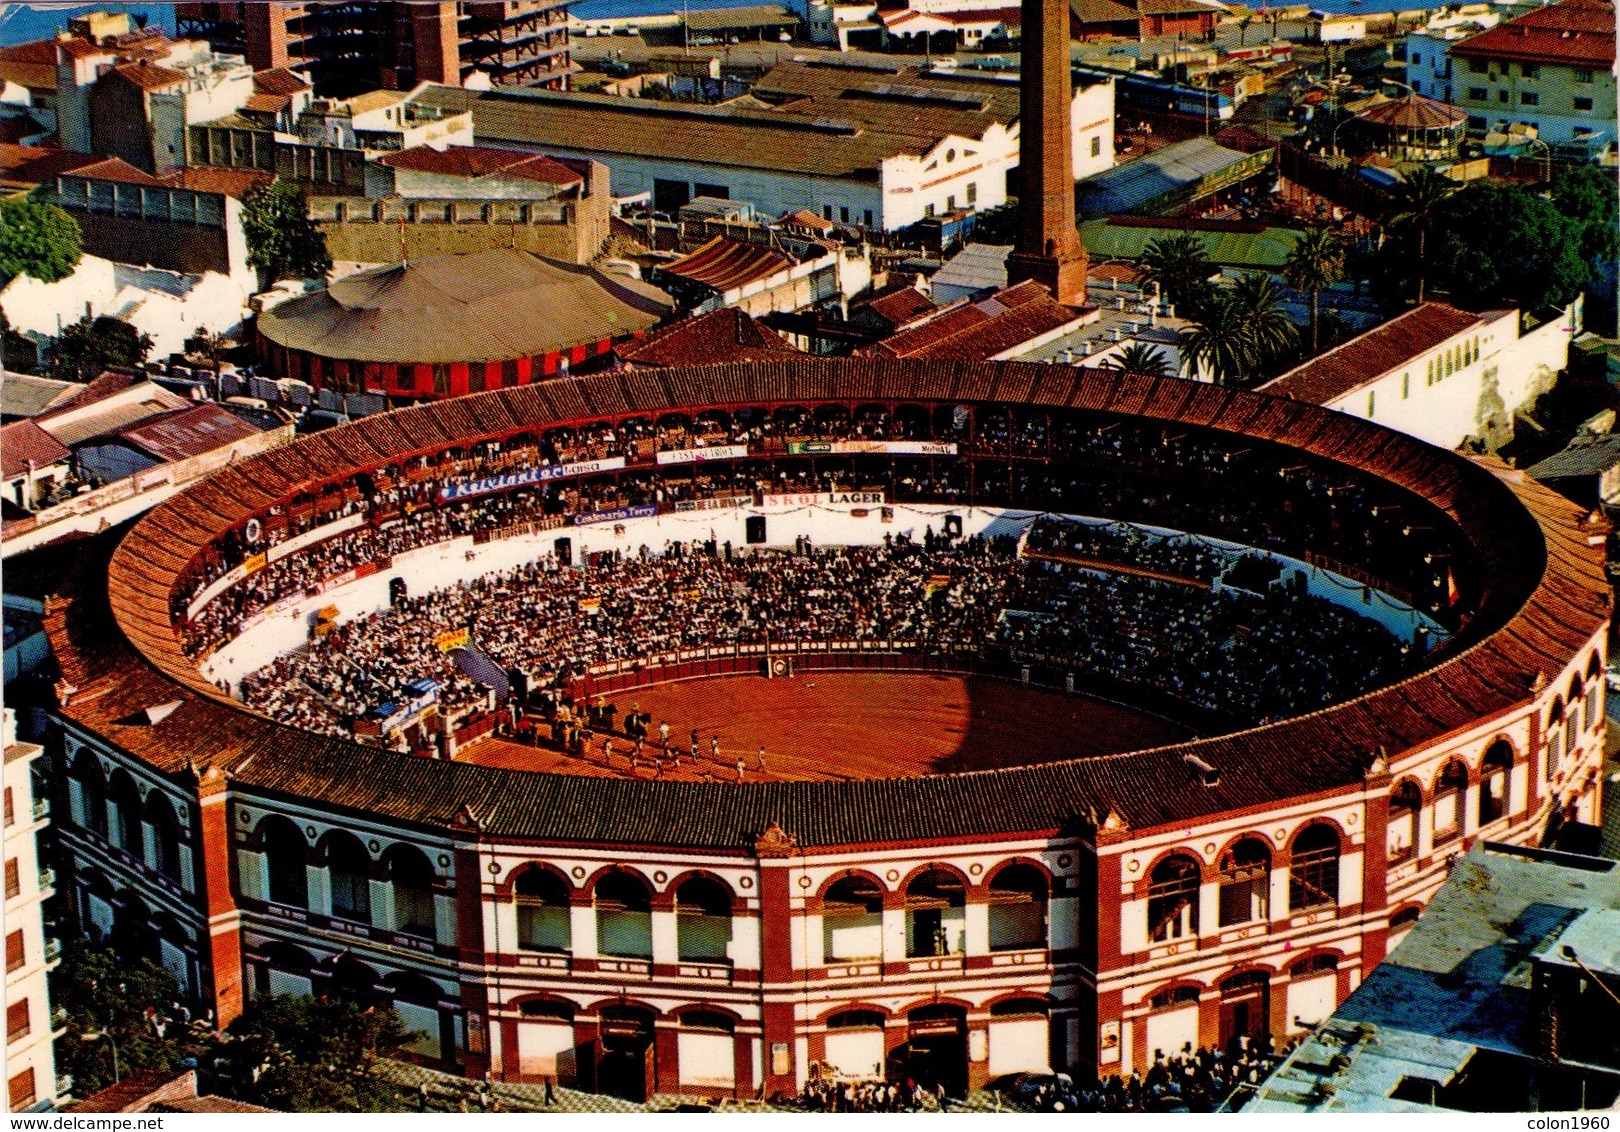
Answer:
47 359 1607 1097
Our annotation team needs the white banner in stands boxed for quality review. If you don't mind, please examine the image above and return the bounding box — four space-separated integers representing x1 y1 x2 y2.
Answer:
656 444 749 465
436 458 626 502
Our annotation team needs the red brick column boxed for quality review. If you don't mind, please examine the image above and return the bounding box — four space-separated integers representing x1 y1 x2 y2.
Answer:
753 822 799 1097
195 766 243 1027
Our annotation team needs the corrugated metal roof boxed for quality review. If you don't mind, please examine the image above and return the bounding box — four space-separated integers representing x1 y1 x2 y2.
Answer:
1079 218 1304 268
1078 137 1257 216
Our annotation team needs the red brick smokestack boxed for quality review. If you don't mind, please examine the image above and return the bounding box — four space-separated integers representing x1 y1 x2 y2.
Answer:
1006 0 1089 307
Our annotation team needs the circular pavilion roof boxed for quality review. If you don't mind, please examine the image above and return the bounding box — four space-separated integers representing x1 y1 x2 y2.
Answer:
1357 93 1470 131
257 247 673 365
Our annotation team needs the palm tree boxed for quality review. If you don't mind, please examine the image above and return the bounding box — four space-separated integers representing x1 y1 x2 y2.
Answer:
1179 289 1252 386
1230 272 1298 375
1282 227 1346 356
1385 165 1458 303
1106 342 1173 377
1136 233 1215 311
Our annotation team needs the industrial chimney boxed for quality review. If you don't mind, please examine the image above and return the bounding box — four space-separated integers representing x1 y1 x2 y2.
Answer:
1005 0 1090 308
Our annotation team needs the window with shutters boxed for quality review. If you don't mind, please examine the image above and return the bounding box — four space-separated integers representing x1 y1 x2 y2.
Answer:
4 859 18 899
8 1068 35 1110
3 788 11 827
5 930 22 972
6 1000 28 1042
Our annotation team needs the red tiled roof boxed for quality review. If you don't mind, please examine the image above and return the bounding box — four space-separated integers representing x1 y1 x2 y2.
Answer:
376 146 583 187
1451 0 1615 66
56 37 110 60
0 143 101 188
617 307 800 367
116 403 263 463
777 208 837 232
252 65 311 96
0 39 58 90
664 236 795 292
1259 302 1485 404
1 420 74 479
163 166 272 198
243 92 290 114
65 156 169 187
857 286 938 329
111 60 187 91
862 280 1083 361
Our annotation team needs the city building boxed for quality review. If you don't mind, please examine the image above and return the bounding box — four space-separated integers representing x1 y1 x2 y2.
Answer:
1069 0 1221 40
1348 94 1469 161
611 307 802 369
1248 842 1620 1113
1075 136 1273 219
67 1069 275 1114
0 373 294 560
858 279 1096 359
50 158 268 290
652 235 873 319
412 58 1116 231
174 1 573 94
1443 0 1616 159
4 707 61 1113
253 247 672 397
51 16 258 176
1403 8 1502 104
1258 299 1581 452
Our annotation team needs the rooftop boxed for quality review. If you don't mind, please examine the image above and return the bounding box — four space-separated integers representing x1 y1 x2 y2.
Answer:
1077 137 1262 217
1080 218 1306 269
115 402 264 463
0 373 84 420
661 235 796 293
1450 0 1615 66
1260 303 1499 404
0 420 74 479
615 307 800 367
861 279 1091 361
375 146 583 187
1357 93 1469 130
1249 843 1620 1113
412 60 1035 182
931 242 1013 294
684 3 798 30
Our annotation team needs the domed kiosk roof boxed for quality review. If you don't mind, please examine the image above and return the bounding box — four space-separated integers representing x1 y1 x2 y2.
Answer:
1356 93 1469 131
257 247 673 365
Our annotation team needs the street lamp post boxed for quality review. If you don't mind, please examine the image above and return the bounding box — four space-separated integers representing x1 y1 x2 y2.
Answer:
80 1030 121 1084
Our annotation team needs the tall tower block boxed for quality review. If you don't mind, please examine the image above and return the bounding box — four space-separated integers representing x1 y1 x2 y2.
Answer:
1006 0 1090 307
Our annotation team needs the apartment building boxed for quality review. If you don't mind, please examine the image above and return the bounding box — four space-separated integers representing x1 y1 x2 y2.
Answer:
1447 0 1615 159
174 1 573 95
4 709 61 1113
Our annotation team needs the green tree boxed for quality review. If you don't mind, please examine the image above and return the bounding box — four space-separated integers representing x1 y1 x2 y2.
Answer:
1 307 38 373
1430 180 1589 313
1282 226 1346 356
1231 271 1298 372
241 181 332 283
1384 165 1459 304
47 314 153 380
1180 287 1253 386
1106 341 1173 377
1135 233 1215 312
1549 165 1620 265
210 996 410 1112
51 940 203 1097
0 197 83 284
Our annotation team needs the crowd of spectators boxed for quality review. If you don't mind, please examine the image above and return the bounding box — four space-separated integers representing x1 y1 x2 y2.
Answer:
1020 1036 1304 1113
1023 516 1230 584
795 1077 948 1112
176 403 1464 647
236 516 1417 741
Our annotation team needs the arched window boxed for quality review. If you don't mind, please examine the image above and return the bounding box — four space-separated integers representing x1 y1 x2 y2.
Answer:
1585 655 1604 729
1217 839 1270 927
515 868 571 953
108 772 143 858
324 831 372 924
145 795 183 885
1478 741 1513 826
823 876 883 962
1289 825 1341 911
1432 761 1469 843
1566 678 1583 756
1148 854 1201 942
987 864 1048 951
675 876 733 962
904 869 965 957
1546 698 1565 780
386 845 437 939
259 817 308 908
71 753 108 839
594 872 652 960
1388 781 1422 862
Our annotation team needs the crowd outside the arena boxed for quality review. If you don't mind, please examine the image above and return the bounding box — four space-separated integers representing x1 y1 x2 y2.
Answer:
237 517 1418 742
1017 1035 1304 1113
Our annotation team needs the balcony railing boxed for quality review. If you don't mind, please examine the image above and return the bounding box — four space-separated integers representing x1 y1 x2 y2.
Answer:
37 867 55 892
31 798 47 822
43 937 61 963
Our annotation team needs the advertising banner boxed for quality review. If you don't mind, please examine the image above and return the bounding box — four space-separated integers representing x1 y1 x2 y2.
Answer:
437 458 626 502
656 444 749 465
